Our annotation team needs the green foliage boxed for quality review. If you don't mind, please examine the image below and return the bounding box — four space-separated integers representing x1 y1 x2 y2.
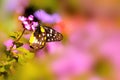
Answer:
16 47 34 64
14 42 23 48
9 32 21 40
5 51 10 56
0 47 35 80
4 65 10 71
13 59 54 80
9 36 16 39
0 66 6 73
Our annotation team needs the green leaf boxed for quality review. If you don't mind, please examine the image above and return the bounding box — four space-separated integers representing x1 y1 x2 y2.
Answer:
14 42 23 48
0 66 6 72
5 51 10 56
9 32 21 39
10 36 16 39
16 47 34 64
4 65 10 70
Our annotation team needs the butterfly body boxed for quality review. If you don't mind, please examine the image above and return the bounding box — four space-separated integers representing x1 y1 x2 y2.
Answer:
29 24 63 49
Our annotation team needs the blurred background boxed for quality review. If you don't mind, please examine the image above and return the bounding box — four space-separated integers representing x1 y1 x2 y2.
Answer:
0 0 120 80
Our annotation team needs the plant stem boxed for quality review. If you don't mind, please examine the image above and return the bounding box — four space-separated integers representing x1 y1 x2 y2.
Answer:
9 29 25 52
15 28 25 42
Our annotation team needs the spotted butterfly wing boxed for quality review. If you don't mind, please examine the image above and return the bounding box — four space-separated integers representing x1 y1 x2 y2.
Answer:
43 26 63 42
29 24 63 49
29 25 47 49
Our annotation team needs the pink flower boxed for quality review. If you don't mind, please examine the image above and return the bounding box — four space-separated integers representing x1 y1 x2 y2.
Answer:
4 39 16 51
18 15 38 31
22 44 31 50
51 46 94 76
46 42 64 54
89 75 103 80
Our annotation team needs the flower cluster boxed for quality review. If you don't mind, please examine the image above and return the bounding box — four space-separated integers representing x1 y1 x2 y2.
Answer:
18 15 38 31
4 39 16 51
34 10 61 23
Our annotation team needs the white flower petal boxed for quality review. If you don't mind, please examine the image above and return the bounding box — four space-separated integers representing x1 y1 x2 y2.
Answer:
23 21 28 25
25 24 31 30
18 16 27 21
28 15 34 21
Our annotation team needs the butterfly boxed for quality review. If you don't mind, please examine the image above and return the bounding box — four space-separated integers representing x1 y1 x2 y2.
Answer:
29 24 63 49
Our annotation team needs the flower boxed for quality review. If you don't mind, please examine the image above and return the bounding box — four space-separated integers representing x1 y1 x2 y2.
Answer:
18 15 38 31
4 39 16 51
3 0 29 14
34 10 61 23
51 46 94 77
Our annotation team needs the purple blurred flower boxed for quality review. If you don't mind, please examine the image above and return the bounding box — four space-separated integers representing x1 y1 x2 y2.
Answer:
4 39 16 51
51 46 94 76
34 10 61 23
46 42 64 54
22 44 31 50
36 50 46 59
23 34 31 40
3 0 29 14
18 15 38 31
99 33 120 73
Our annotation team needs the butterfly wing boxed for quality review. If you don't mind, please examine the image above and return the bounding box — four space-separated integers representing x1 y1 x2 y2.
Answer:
29 25 47 49
29 25 63 49
43 26 63 42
